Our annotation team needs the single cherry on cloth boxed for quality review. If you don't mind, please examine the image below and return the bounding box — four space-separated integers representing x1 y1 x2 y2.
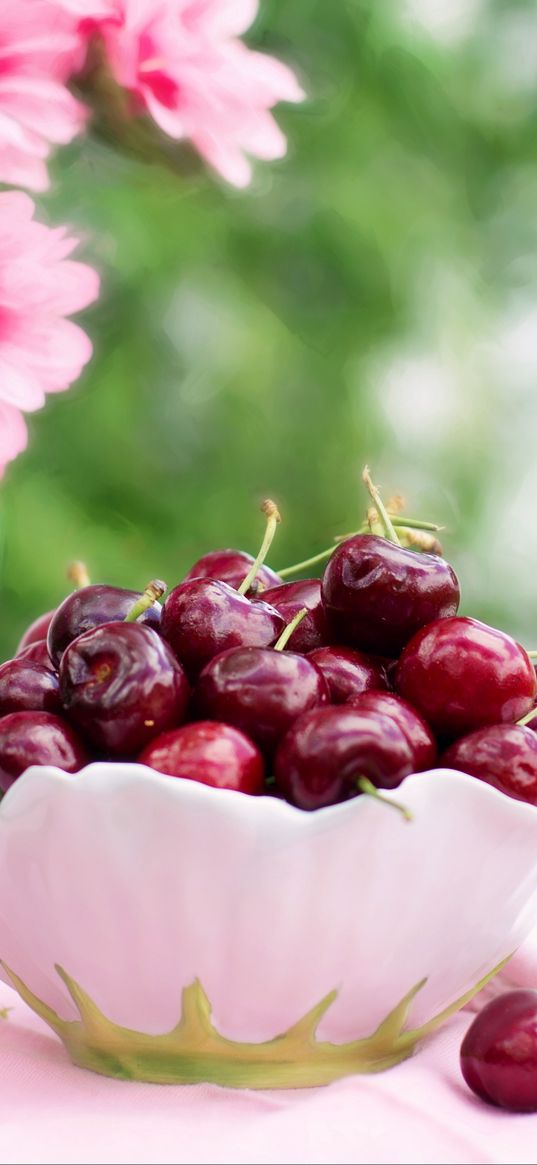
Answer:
194 630 330 757
0 711 89 793
274 705 415 811
139 721 265 794
321 533 460 657
47 583 162 669
182 549 281 596
0 658 61 717
396 616 537 739
60 621 189 755
308 645 388 704
440 724 537 805
348 691 437 771
461 990 537 1112
257 579 329 653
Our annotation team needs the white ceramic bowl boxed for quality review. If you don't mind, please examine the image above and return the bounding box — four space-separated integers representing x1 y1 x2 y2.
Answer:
0 762 537 1088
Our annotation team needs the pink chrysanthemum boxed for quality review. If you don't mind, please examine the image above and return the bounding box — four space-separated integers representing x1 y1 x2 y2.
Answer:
0 191 99 476
60 0 304 186
0 1 88 191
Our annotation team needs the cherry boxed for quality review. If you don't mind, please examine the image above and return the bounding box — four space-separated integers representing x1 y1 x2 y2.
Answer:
440 724 537 804
47 584 162 669
16 639 54 669
182 549 281 596
321 534 460 658
0 711 89 793
257 579 329 653
194 644 330 757
0 658 61 717
348 691 437 770
59 622 189 755
138 720 265 794
161 579 284 680
16 609 55 653
307 645 389 704
461 990 537 1111
274 705 415 810
396 616 536 738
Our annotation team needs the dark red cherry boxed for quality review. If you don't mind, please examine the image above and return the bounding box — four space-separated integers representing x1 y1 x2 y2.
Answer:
194 646 329 756
348 691 437 771
161 579 284 680
256 580 329 653
182 549 281 596
139 720 265 794
321 534 460 656
396 616 536 738
0 659 61 717
274 705 415 810
440 724 537 804
308 645 388 704
16 609 55 653
47 584 162 668
0 711 89 793
59 622 189 755
16 639 54 669
461 990 537 1111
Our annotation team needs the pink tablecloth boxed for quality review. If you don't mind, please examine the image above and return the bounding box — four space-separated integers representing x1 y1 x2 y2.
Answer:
1 939 537 1165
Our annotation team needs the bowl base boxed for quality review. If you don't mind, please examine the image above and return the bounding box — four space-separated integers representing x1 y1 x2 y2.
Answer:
2 960 506 1088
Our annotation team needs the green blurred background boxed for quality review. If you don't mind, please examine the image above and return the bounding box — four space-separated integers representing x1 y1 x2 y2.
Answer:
3 0 537 656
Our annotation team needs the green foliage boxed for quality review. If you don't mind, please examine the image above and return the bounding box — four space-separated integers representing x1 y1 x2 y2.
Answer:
3 0 537 655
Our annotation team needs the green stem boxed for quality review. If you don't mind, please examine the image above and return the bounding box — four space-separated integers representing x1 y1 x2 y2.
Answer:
274 608 308 651
357 777 413 822
238 500 281 596
124 579 167 622
526 651 537 661
361 467 401 545
517 707 537 726
67 561 91 589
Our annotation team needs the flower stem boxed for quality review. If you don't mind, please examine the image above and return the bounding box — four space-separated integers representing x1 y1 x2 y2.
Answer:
124 579 167 622
238 500 281 596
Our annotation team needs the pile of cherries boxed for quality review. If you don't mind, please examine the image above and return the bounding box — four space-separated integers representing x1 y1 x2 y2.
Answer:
2 471 537 818
2 470 537 1110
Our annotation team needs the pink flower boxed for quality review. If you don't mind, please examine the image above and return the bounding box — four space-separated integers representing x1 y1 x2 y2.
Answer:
0 0 87 191
60 0 304 186
0 191 99 475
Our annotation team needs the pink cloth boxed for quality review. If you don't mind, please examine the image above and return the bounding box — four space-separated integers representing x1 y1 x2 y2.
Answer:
1 940 537 1165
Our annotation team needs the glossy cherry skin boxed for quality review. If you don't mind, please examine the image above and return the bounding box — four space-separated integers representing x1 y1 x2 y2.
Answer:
16 609 55 653
461 990 537 1111
348 691 437 771
194 646 330 756
441 724 537 805
321 534 460 657
308 646 388 704
16 639 54 669
161 579 285 680
0 711 89 793
396 616 536 738
274 705 415 810
47 584 162 669
139 721 265 794
0 658 61 717
256 580 329 653
59 622 189 755
183 549 281 596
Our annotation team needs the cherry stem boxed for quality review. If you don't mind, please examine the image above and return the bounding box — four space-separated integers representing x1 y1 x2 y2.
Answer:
356 777 413 822
124 579 167 622
526 651 537 661
278 515 440 579
67 561 90 589
361 467 400 545
238 500 281 596
274 607 308 651
517 707 537 726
